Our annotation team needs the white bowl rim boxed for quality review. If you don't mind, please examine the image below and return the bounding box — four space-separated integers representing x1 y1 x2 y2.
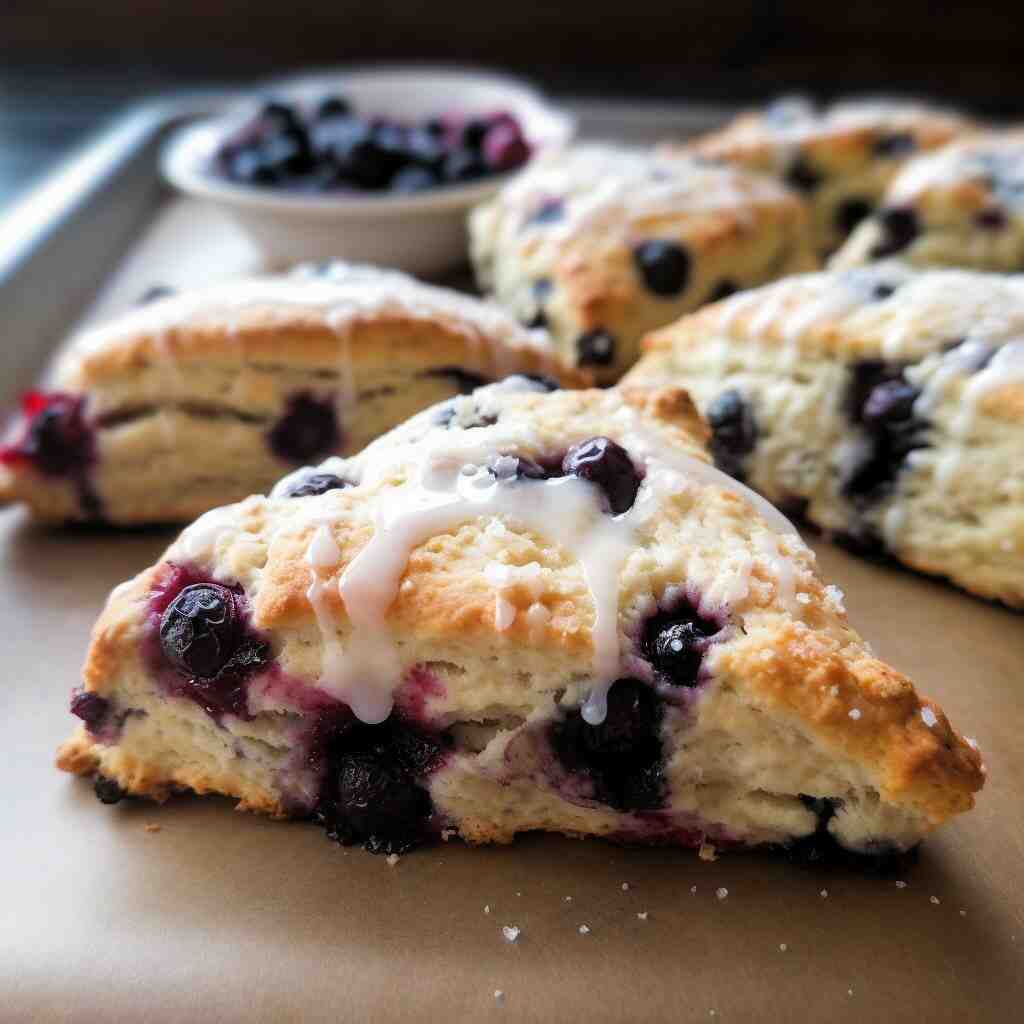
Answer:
161 65 575 216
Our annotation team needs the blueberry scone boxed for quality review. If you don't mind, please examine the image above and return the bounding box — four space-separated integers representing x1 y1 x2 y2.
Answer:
0 263 584 526
831 131 1024 271
468 143 815 384
626 263 1024 607
681 97 976 258
58 378 983 865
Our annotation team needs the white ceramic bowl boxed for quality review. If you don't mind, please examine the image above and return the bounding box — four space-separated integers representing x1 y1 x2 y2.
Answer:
162 67 575 276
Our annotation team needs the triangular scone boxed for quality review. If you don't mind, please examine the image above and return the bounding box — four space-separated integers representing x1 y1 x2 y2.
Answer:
58 379 983 863
469 144 815 384
677 97 975 257
625 263 1024 607
831 130 1024 272
0 262 585 526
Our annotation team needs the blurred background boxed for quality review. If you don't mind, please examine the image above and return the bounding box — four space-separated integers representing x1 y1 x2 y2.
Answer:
2 0 1021 207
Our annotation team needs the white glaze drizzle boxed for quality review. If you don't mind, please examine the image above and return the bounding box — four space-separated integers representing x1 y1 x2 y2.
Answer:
297 383 800 726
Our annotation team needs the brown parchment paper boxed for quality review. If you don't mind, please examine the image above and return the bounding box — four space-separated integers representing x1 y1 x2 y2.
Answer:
1 200 1022 1024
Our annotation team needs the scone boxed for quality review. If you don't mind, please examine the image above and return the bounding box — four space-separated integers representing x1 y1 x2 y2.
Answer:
626 263 1024 607
0 263 585 526
58 378 984 865
468 143 815 384
832 130 1024 271
681 97 975 258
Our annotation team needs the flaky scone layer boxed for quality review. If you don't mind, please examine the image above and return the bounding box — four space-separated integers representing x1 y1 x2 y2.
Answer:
680 97 977 257
629 263 1024 606
469 144 815 384
0 263 586 525
59 382 983 856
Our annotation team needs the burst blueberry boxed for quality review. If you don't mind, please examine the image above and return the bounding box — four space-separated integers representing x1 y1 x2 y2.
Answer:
267 393 340 463
641 603 719 686
633 240 691 297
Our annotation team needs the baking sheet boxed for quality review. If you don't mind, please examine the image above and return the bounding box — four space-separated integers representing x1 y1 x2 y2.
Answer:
3 172 1024 1024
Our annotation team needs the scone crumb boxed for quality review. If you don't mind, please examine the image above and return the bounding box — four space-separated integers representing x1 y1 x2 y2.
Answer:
849 708 862 720
716 887 729 901
698 841 718 862
823 585 846 614
637 911 649 921
921 707 938 728
930 895 941 905
484 904 491 914
820 889 828 899
690 885 698 895
385 853 400 867
779 943 788 952
895 881 908 889
621 882 630 891
564 896 573 902
494 990 505 1007
144 823 162 834
578 924 591 935
501 925 520 943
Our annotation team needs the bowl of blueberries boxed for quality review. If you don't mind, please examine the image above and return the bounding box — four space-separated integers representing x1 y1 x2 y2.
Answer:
162 67 575 276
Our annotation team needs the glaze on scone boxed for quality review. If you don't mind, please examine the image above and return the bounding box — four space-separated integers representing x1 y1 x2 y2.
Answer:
832 131 1024 272
682 97 976 258
469 143 815 384
626 263 1024 607
58 380 983 863
0 263 585 526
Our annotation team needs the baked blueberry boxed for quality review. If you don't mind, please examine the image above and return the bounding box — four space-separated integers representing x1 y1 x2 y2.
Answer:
785 157 821 193
443 148 488 183
872 132 916 159
267 393 340 463
550 679 665 811
282 472 352 498
976 207 1008 230
641 602 720 686
835 197 873 237
633 240 691 297
70 690 112 733
562 436 641 515
160 583 240 680
94 776 126 805
706 389 757 480
576 329 616 367
869 207 919 258
861 379 920 431
0 392 94 477
317 718 448 855
391 166 438 193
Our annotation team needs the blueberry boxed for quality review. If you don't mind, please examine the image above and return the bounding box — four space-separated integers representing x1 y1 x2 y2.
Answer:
460 119 491 150
283 472 352 498
315 95 352 120
443 148 488 183
869 207 919 258
482 120 530 172
709 279 738 303
785 157 821 193
705 389 757 480
160 583 240 680
845 361 901 423
526 198 565 227
562 436 641 515
317 719 447 855
641 603 719 686
633 240 691 297
576 329 616 367
976 207 1008 230
871 281 898 301
259 101 303 135
267 393 340 463
550 679 665 812
5 392 95 477
861 380 919 430
70 690 111 733
835 197 872 237
94 776 126 805
391 165 438 193
872 132 916 159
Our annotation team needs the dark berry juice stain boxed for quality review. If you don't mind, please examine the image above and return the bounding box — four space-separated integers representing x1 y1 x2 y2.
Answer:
281 472 353 498
147 564 270 723
576 329 616 367
317 716 452 855
783 796 918 875
869 207 919 258
0 391 103 519
267 392 340 463
705 389 757 481
561 436 642 515
632 240 691 297
842 363 927 506
550 679 666 812
641 598 723 687
525 198 565 227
